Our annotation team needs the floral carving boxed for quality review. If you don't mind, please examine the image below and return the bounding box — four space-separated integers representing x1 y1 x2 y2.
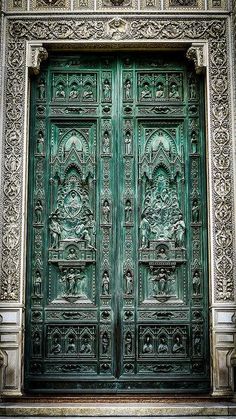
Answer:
0 16 234 303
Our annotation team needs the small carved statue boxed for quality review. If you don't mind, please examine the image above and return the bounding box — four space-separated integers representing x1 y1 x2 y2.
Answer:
125 270 133 294
55 83 66 98
36 131 44 154
35 199 43 224
158 246 167 259
51 337 61 354
102 332 109 354
67 248 77 260
169 82 180 99
67 337 76 353
157 337 168 354
102 200 111 223
103 79 111 100
141 82 152 99
33 270 42 296
83 83 93 100
124 80 131 100
102 271 110 295
191 131 198 153
152 268 168 296
124 131 132 155
33 332 41 355
189 79 196 99
69 83 79 99
125 199 132 223
192 199 200 223
125 332 132 355
66 268 77 295
49 214 61 249
143 335 153 353
156 82 164 98
194 334 201 356
38 79 45 100
140 214 150 249
80 337 92 354
193 271 201 295
172 213 185 248
172 336 184 353
103 131 110 154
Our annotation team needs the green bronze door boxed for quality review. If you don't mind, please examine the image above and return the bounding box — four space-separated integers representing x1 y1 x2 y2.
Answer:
25 52 209 393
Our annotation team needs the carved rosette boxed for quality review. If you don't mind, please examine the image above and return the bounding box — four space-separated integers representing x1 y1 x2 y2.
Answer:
0 17 234 304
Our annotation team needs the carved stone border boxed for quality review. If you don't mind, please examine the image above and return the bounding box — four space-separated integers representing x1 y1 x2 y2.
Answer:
0 15 235 395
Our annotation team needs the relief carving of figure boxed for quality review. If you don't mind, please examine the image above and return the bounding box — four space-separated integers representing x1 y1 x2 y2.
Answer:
172 336 184 353
152 268 168 296
102 200 111 224
51 337 61 354
38 79 45 100
103 79 111 100
80 337 92 354
69 83 79 99
169 82 180 99
67 248 77 259
125 270 133 294
191 131 198 153
157 336 168 354
36 131 44 154
35 199 43 224
124 131 132 155
172 213 186 248
55 83 66 98
143 335 153 353
103 131 110 154
102 271 110 295
49 214 61 249
156 82 164 98
141 82 152 99
124 80 131 100
193 271 201 295
192 199 200 223
125 332 132 355
33 271 42 296
67 337 76 353
125 199 132 223
140 214 150 248
83 83 93 100
102 332 109 354
189 79 196 99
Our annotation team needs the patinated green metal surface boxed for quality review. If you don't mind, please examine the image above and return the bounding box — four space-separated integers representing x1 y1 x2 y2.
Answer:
25 52 209 393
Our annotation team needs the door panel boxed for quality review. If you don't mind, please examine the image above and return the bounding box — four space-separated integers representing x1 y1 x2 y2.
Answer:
25 52 209 393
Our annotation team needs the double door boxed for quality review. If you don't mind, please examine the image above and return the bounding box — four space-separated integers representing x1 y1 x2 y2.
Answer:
26 52 209 393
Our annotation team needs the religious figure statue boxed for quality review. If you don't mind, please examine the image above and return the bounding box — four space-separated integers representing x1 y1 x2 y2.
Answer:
140 214 150 248
191 131 198 153
156 82 164 98
143 336 153 353
125 332 132 355
192 199 200 223
124 80 131 100
55 83 66 98
33 271 42 296
194 334 201 356
66 268 77 295
69 84 79 99
102 332 109 354
102 271 110 295
35 199 43 224
80 337 92 354
67 248 77 260
36 131 44 154
152 268 168 296
172 213 185 247
38 79 45 100
157 337 168 354
51 337 61 354
141 82 152 99
193 271 201 295
33 332 41 355
189 79 196 99
102 200 111 223
67 337 76 353
158 246 167 259
103 131 110 154
49 214 61 249
103 79 111 100
169 82 180 98
125 199 132 223
172 336 184 353
125 271 133 294
83 83 93 100
124 131 132 155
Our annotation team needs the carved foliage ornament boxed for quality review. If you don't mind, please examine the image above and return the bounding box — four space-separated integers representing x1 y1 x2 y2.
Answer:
1 17 234 303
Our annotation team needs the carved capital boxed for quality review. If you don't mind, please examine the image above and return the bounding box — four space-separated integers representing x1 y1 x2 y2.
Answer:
28 45 48 75
186 43 207 74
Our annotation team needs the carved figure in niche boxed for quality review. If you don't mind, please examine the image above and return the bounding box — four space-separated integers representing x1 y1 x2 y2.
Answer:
158 246 167 259
193 271 201 295
141 82 152 99
192 199 200 223
76 224 95 250
102 200 111 223
152 268 169 296
189 79 196 99
66 268 77 295
157 336 168 354
66 191 81 218
88 214 96 246
125 199 132 223
124 131 132 155
49 214 61 249
169 82 180 99
38 79 45 100
51 337 61 354
33 271 42 296
67 336 76 353
156 82 164 98
143 335 153 353
191 131 198 153
140 214 150 249
102 271 110 295
80 337 92 354
103 131 110 154
103 79 111 100
125 332 132 355
33 332 41 355
151 130 170 153
172 213 185 248
125 270 133 294
55 83 66 98
36 131 44 154
69 83 79 99
83 83 93 100
102 332 109 354
172 336 184 353
35 199 43 224
124 80 131 100
67 248 77 259
194 334 201 356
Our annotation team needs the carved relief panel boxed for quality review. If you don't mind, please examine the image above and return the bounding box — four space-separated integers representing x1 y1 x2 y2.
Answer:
26 52 209 392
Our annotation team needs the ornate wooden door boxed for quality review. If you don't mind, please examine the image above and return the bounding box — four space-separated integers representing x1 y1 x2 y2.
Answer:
26 52 209 393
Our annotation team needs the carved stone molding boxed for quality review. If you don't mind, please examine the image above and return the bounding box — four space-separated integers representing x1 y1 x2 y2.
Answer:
28 45 48 75
186 43 207 74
